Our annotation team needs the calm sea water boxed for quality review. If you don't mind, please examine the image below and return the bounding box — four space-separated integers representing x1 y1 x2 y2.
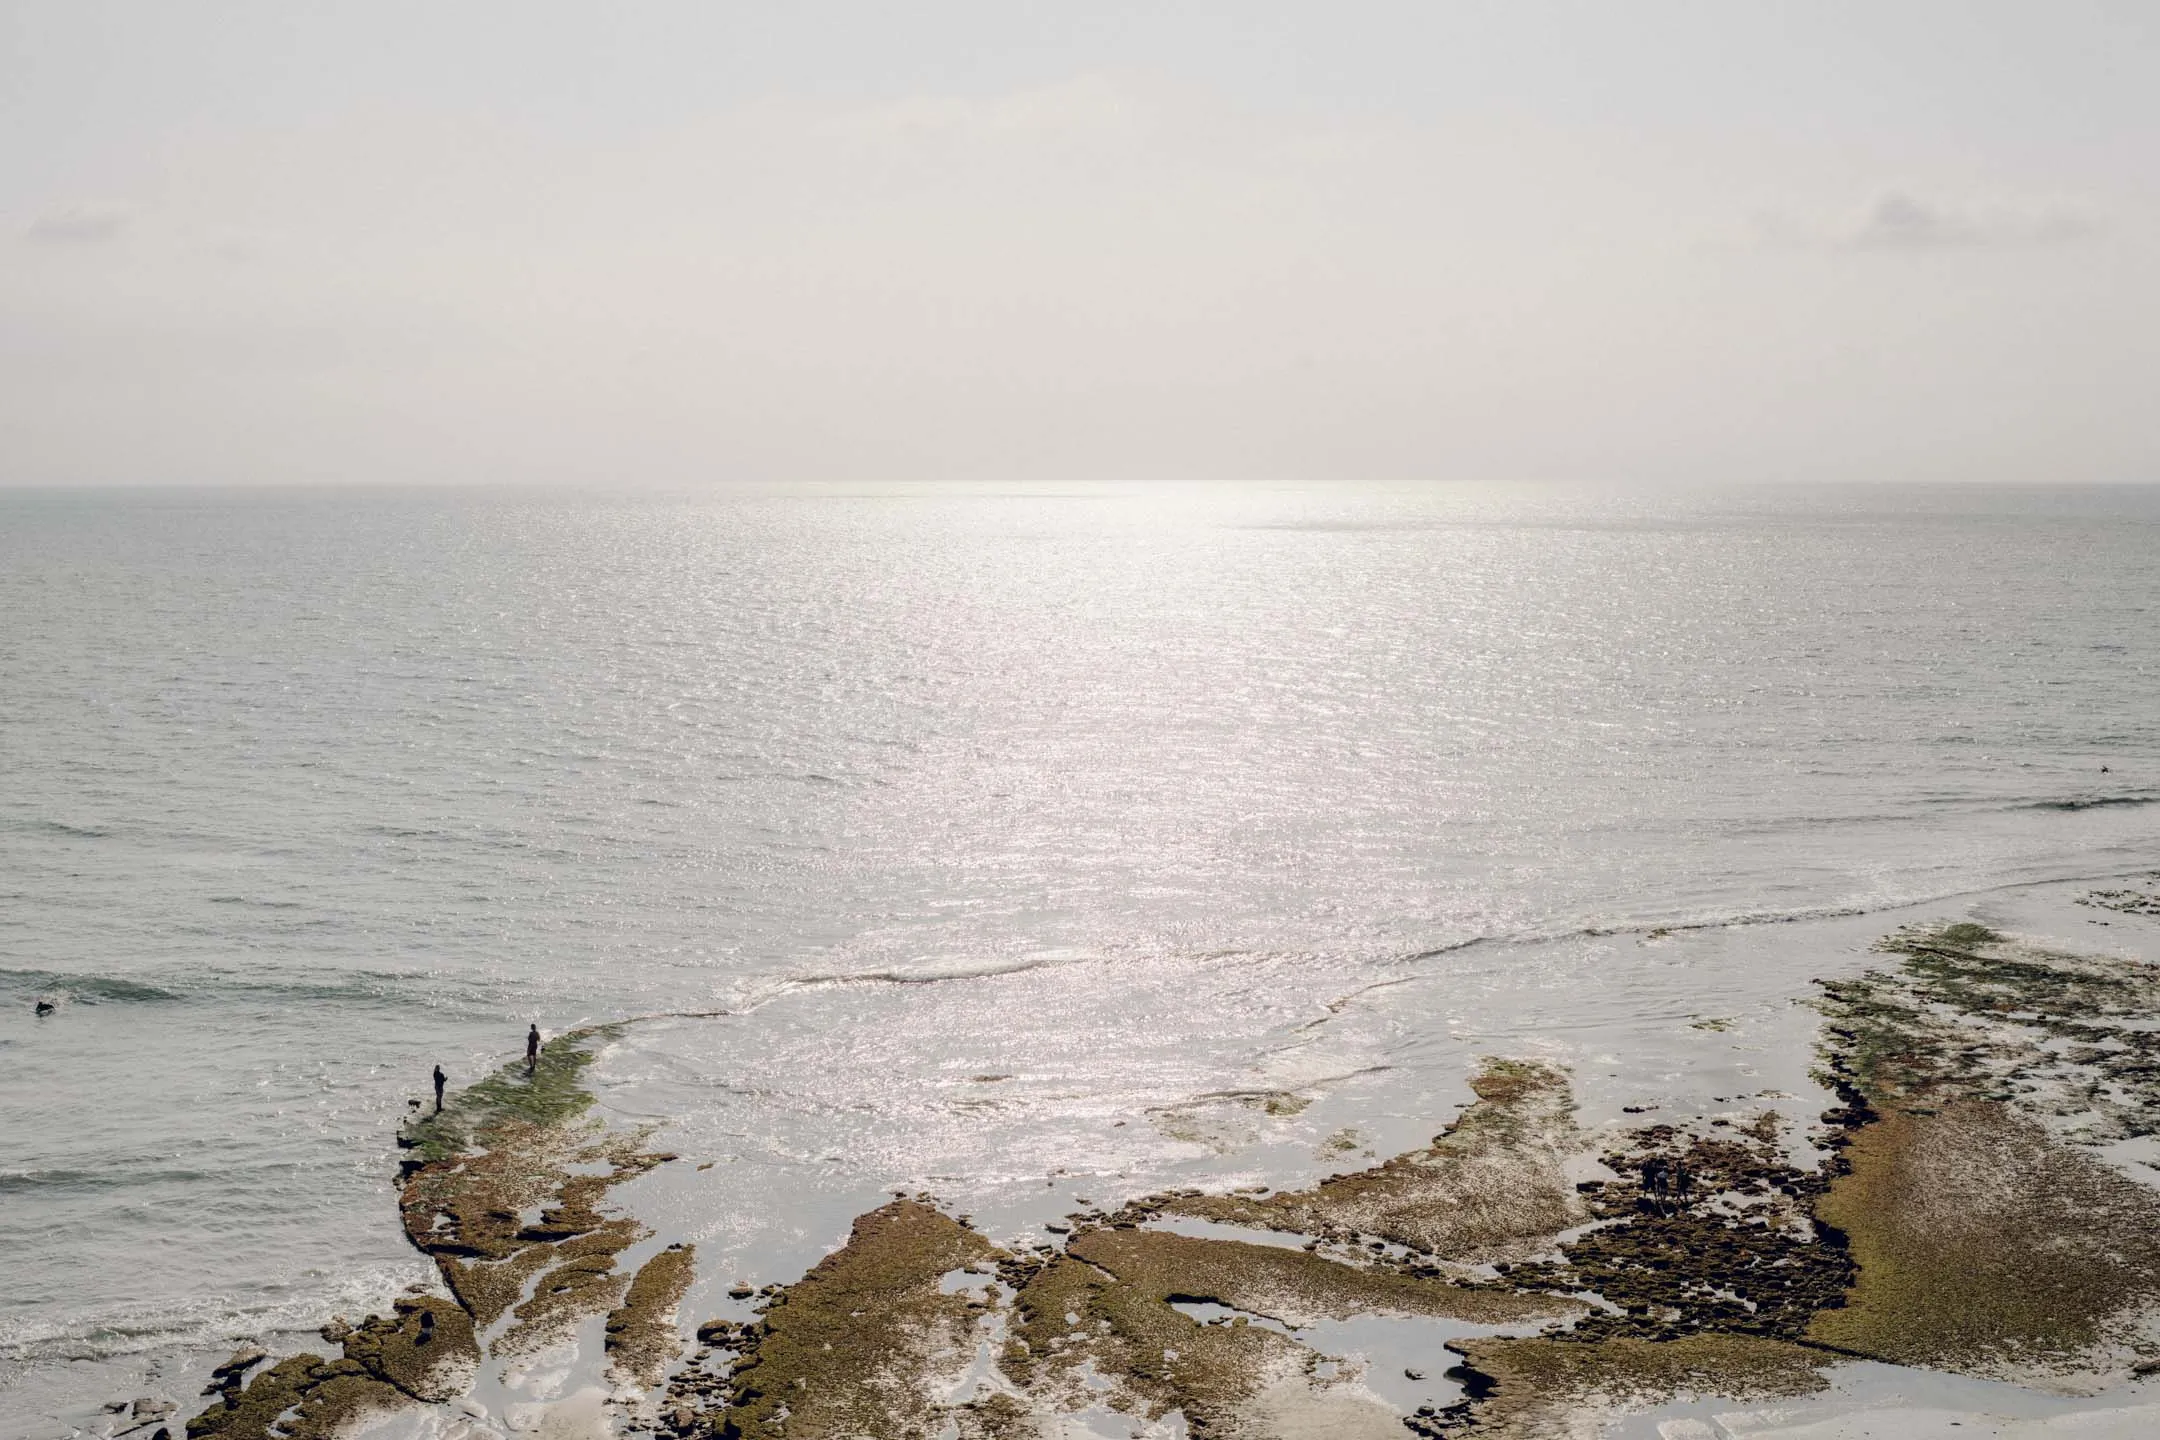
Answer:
4 482 2158 1426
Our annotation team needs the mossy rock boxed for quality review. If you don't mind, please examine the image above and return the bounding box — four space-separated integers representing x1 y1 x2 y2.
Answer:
1442 1333 1833 1438
400 1026 621 1164
1159 1059 1582 1259
1809 1101 2160 1377
184 1354 410 1440
718 1201 997 1440
1068 1227 1574 1329
1007 1249 1305 1432
187 1355 325 1440
607 1243 697 1389
341 1298 477 1403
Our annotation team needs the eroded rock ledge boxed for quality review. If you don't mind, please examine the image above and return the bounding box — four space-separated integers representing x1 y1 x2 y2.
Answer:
186 1027 684 1440
180 916 2160 1440
670 924 2160 1439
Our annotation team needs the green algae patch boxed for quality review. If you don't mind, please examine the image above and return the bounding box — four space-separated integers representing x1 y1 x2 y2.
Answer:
1159 1059 1583 1260
1004 1247 1308 1434
1806 922 2160 1383
708 1200 1001 1440
1071 1227 1576 1329
189 1355 338 1440
1818 922 2160 1136
606 1243 697 1389
185 1298 484 1439
1809 1101 2160 1380
439 1243 556 1331
270 1371 411 1440
338 1297 479 1403
1425 1334 1833 1439
493 1219 646 1358
399 1026 621 1165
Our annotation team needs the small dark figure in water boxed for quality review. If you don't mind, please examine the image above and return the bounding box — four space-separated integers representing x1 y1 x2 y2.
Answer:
432 1064 447 1114
2102 765 2111 773
416 1309 435 1345
527 1023 541 1075
34 999 55 1016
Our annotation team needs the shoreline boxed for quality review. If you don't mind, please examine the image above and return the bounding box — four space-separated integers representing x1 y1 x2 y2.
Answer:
23 871 2160 1439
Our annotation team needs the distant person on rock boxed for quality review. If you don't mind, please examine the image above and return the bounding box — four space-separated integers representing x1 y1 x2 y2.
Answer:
527 1024 541 1074
432 1064 446 1114
1641 1157 1671 1213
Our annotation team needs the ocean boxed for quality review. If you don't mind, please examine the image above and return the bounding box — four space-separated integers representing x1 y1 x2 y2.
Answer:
4 480 2158 1435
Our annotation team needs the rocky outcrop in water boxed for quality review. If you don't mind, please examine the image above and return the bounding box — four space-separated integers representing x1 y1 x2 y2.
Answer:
177 919 2160 1439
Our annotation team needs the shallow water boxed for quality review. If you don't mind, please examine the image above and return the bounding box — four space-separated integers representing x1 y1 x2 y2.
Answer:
3 481 2158 1434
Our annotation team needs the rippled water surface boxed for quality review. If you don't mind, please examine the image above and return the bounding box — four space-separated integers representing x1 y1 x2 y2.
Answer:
3 481 2158 1424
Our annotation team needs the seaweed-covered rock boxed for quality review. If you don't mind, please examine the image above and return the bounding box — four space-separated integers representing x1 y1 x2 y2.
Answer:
185 1355 408 1440
339 1298 478 1403
1420 1334 1832 1439
606 1243 697 1389
1811 1100 2160 1380
1807 923 2160 1383
696 1201 996 1440
1157 1059 1583 1260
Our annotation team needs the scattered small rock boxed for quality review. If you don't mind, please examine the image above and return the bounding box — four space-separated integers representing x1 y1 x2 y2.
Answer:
1405 1368 1426 1381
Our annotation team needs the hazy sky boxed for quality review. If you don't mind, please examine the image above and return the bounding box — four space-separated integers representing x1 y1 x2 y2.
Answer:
4 2 2156 486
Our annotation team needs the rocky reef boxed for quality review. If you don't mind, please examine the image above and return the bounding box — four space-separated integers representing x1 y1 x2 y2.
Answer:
1154 1059 1586 1260
664 1060 1832 1438
1807 922 2160 1383
186 1301 477 1440
185 1027 681 1440
173 917 2160 1439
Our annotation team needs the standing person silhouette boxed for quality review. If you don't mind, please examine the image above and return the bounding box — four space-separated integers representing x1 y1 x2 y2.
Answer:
527 1024 541 1075
432 1064 447 1114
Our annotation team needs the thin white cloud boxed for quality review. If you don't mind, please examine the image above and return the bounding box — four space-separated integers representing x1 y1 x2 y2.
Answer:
23 205 131 245
1848 191 2093 250
1757 192 2098 252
